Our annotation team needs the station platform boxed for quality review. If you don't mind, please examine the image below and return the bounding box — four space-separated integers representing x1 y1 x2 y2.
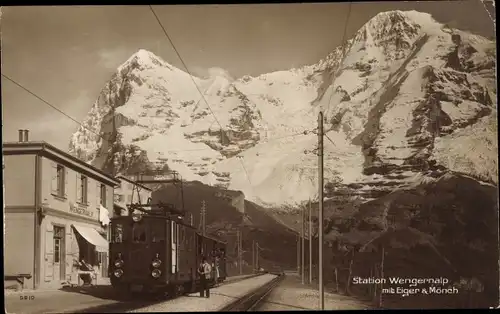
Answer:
128 274 278 312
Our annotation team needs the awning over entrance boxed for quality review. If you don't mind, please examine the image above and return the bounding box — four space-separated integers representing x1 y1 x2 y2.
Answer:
72 225 109 253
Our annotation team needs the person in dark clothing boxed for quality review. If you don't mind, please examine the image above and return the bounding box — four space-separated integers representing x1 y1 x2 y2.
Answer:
198 258 212 298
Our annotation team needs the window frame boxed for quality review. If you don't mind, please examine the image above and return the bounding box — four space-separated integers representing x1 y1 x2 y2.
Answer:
56 164 65 197
100 184 107 207
80 175 88 204
151 221 165 243
132 223 147 243
111 222 124 243
171 221 178 244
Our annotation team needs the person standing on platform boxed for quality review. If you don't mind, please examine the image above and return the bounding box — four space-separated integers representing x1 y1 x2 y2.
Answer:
198 258 212 298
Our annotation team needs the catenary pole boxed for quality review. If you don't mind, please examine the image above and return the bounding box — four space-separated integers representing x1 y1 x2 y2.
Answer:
318 111 324 310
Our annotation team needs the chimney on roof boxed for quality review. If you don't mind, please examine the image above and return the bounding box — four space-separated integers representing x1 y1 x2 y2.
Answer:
23 130 29 142
18 130 24 142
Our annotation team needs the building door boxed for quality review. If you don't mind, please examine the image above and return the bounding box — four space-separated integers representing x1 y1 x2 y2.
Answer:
53 226 66 281
100 252 108 278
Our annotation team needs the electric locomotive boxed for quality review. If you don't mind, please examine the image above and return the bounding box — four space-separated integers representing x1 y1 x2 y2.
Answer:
109 204 227 296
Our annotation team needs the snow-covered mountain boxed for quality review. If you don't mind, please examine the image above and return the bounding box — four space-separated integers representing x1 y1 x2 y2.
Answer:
69 10 497 208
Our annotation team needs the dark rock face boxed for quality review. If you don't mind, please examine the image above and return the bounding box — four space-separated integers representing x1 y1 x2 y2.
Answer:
320 172 499 308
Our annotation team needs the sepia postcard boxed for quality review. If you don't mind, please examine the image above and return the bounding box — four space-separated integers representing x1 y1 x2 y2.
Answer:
2 1 498 312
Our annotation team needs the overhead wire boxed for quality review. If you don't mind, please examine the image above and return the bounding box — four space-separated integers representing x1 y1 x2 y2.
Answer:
150 5 312 187
236 156 253 185
7 5 330 190
324 133 337 148
148 5 257 186
479 0 496 27
3 75 90 130
2 73 313 154
323 0 352 155
325 2 353 112
148 5 225 132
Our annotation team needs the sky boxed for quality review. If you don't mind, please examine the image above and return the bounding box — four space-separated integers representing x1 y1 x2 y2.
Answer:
1 1 496 152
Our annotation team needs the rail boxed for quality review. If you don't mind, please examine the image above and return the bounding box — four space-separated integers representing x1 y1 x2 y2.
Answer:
219 272 284 312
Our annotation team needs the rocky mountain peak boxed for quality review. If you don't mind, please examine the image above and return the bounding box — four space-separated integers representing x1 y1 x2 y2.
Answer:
118 48 170 73
69 10 497 208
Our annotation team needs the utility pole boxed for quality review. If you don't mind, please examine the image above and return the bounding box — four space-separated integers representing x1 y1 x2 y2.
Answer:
201 200 206 236
237 229 242 275
301 205 305 284
318 111 325 310
252 240 256 273
309 199 313 284
256 242 260 270
296 233 300 274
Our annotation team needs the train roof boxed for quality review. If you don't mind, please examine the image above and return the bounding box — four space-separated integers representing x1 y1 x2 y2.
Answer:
110 215 226 244
111 212 194 228
198 232 227 245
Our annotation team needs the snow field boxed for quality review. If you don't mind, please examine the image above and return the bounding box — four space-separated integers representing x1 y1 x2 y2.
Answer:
69 10 497 208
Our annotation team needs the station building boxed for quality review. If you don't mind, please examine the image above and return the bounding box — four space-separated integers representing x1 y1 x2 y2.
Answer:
3 130 120 289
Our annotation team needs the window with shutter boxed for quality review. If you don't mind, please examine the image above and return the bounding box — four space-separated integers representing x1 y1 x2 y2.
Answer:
51 163 67 198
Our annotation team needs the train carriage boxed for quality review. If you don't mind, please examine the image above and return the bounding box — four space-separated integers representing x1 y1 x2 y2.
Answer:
109 209 227 296
196 233 228 282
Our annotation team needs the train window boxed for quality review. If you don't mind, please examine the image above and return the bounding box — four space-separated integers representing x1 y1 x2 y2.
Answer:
151 221 165 243
132 223 146 243
111 223 123 243
171 221 177 244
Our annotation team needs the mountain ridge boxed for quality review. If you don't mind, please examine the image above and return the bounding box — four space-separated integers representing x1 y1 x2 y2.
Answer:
69 9 497 208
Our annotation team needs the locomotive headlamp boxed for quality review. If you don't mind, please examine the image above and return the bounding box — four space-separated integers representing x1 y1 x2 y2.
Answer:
151 269 162 278
152 259 162 268
113 269 124 278
132 213 143 222
114 259 124 268
152 253 161 268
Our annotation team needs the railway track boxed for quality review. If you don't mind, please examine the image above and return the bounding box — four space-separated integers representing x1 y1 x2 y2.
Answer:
71 273 265 313
219 273 285 312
